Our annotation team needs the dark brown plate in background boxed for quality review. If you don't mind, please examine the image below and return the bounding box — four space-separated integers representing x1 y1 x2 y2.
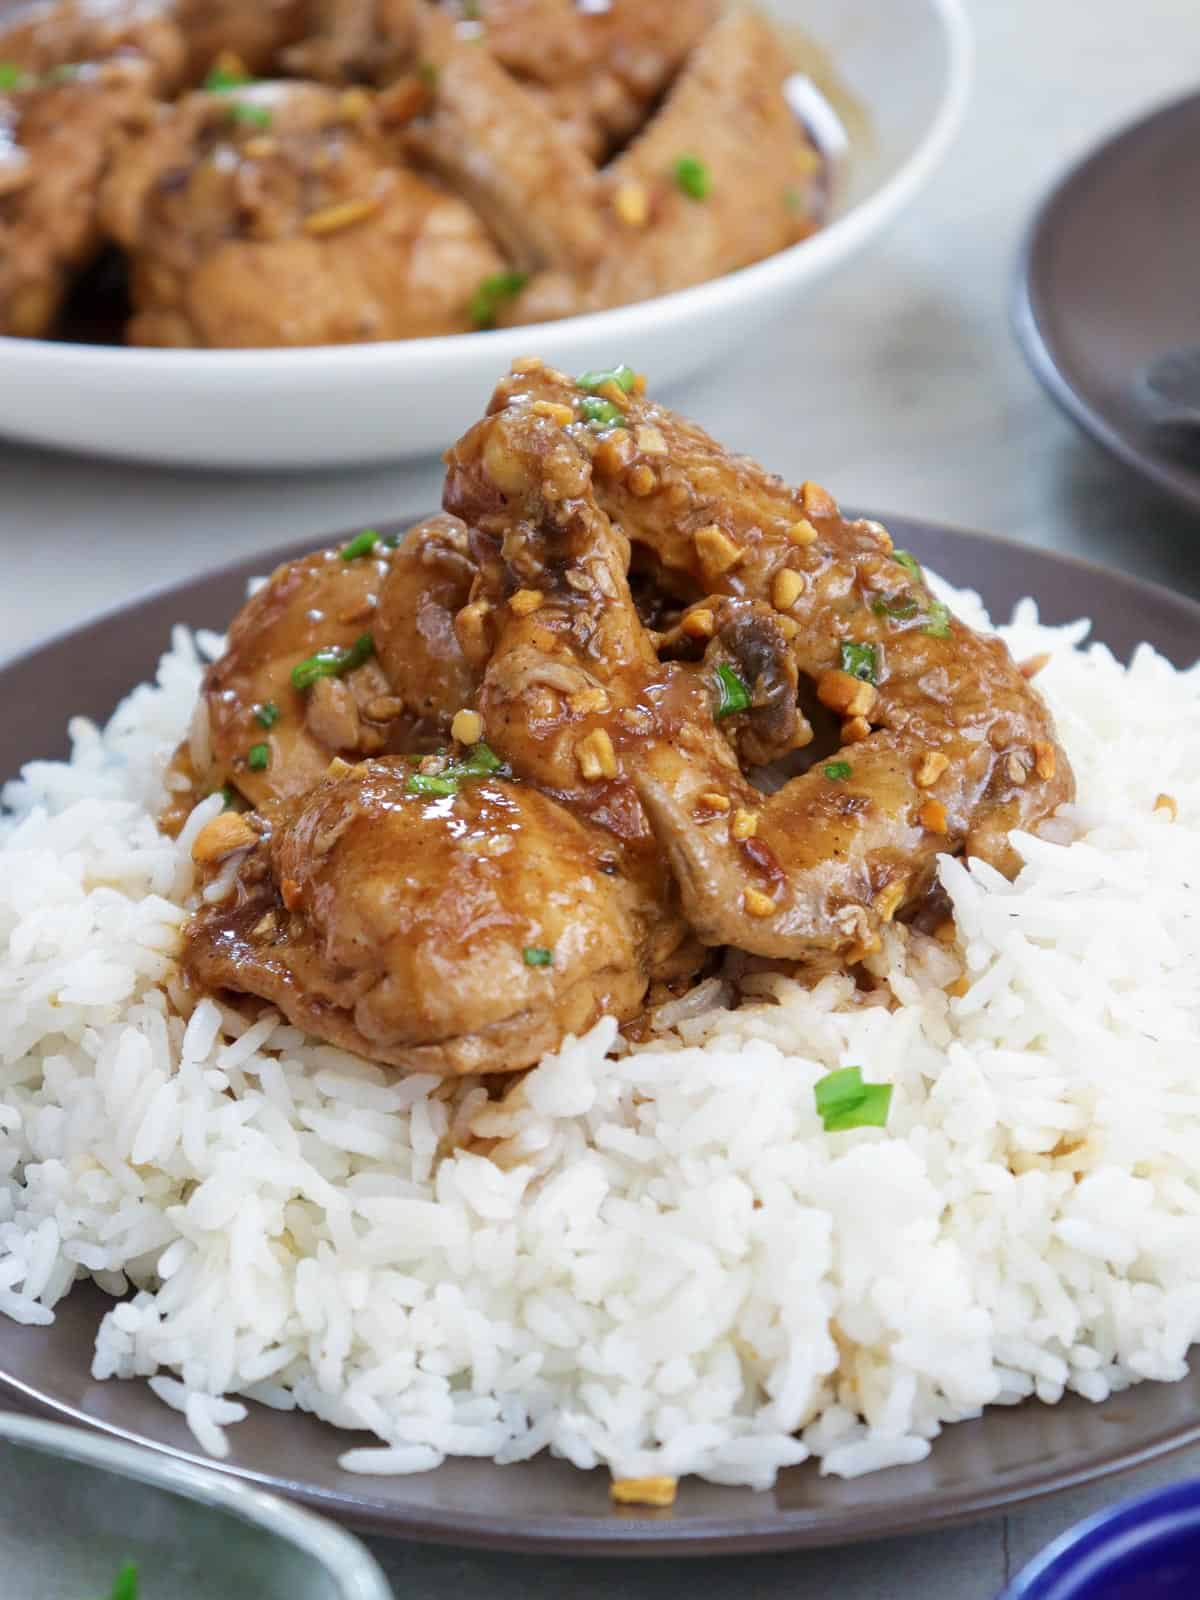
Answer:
1 515 1199 1555
1013 89 1200 515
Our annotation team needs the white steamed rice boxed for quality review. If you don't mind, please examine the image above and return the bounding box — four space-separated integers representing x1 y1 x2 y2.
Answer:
1 577 1199 1487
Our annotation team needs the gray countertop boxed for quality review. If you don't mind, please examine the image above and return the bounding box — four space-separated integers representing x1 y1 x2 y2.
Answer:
3 0 1200 1593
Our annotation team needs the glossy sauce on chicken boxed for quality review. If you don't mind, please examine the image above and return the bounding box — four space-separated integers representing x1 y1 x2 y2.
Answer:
186 762 682 1075
179 361 1072 1074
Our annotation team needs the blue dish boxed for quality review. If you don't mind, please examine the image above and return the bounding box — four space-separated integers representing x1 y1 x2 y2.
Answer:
1001 1480 1200 1598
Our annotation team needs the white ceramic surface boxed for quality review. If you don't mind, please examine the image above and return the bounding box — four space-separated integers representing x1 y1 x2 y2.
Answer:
0 0 970 470
0 1410 392 1600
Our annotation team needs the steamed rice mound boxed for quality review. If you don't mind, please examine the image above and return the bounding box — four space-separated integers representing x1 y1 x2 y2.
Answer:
1 578 1199 1486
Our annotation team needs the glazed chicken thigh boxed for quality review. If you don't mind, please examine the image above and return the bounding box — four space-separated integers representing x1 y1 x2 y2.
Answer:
177 519 472 813
177 362 1072 1074
463 0 719 161
99 79 504 346
500 8 821 326
444 363 1073 963
185 760 670 1076
0 0 185 88
0 56 159 336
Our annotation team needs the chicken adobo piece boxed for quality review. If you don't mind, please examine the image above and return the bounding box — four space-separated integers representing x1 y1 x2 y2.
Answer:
0 56 159 336
0 0 825 347
98 81 504 345
176 362 1073 1077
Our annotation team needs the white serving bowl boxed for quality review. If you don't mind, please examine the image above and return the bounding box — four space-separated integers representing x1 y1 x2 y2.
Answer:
0 0 970 469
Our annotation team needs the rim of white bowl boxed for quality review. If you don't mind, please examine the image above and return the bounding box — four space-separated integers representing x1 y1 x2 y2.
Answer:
0 1409 393 1600
0 0 972 378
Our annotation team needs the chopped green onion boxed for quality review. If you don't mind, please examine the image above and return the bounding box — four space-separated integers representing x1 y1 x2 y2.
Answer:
839 641 878 683
813 1065 866 1117
0 63 27 90
46 61 82 81
219 783 237 810
247 743 270 771
673 153 711 200
523 946 552 967
888 549 952 635
204 64 253 90
871 595 920 621
823 760 852 781
813 1065 892 1132
290 632 374 691
406 771 459 796
714 662 751 718
824 1083 892 1132
462 0 482 16
228 101 271 128
458 741 503 775
579 395 625 431
892 550 923 583
783 185 806 214
469 270 527 329
106 1561 140 1600
253 700 280 728
340 528 379 561
417 59 439 88
405 742 504 797
577 364 636 394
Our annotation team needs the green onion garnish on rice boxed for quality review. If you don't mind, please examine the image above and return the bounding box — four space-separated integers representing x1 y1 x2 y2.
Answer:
813 1066 892 1132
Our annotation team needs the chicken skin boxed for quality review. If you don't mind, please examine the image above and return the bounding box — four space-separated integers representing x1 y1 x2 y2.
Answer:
0 56 159 337
503 9 821 325
175 363 1073 1075
0 0 185 90
373 516 479 725
177 520 470 813
98 79 505 346
443 362 1073 963
172 0 309 81
462 0 719 161
281 0 420 85
404 10 607 277
184 761 663 1076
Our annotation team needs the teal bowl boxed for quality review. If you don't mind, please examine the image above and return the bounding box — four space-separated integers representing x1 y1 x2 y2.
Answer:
0 1410 391 1599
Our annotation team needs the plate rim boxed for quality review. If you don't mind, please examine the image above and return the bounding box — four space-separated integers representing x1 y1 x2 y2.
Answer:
1011 84 1200 515
2 512 1200 1556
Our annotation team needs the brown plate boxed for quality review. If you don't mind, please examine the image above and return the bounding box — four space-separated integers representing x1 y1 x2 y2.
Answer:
1013 89 1200 514
1 516 1199 1555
